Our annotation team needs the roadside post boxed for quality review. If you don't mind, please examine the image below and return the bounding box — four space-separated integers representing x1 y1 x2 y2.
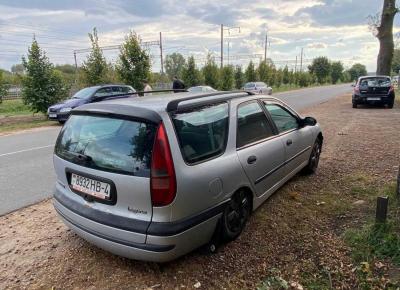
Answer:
396 167 400 197
375 196 389 223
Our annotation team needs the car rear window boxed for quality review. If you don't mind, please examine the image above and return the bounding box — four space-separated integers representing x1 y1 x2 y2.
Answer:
55 115 157 177
171 103 229 164
359 77 391 87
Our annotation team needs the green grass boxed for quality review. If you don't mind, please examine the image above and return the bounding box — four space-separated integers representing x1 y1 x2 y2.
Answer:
0 119 57 133
0 99 33 116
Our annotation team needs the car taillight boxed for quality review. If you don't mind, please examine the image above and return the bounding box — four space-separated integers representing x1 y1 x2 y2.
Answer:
354 85 360 94
150 123 176 207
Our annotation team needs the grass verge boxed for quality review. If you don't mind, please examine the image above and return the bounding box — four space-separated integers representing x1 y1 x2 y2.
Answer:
0 118 57 134
343 184 400 288
0 99 33 116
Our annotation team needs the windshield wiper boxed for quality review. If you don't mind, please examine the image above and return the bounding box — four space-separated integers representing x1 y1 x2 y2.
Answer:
68 151 93 162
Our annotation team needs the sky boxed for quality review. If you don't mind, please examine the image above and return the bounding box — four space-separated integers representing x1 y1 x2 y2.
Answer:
0 0 398 72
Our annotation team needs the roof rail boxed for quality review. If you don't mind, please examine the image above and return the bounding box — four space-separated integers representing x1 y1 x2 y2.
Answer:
97 89 188 101
166 90 255 112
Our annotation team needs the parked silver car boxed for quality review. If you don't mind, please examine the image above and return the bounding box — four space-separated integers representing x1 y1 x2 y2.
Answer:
53 90 323 262
244 82 273 95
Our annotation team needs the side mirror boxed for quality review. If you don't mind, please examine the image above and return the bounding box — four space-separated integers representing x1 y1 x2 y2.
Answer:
301 116 317 127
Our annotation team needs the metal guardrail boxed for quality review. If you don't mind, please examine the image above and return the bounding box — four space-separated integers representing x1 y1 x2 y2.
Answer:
2 85 22 100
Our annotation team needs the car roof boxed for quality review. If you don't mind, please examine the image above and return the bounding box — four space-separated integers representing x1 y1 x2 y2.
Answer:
73 91 283 118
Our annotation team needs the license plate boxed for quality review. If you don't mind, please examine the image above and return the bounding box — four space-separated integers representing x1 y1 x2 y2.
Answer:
49 114 57 118
367 97 381 101
70 173 111 200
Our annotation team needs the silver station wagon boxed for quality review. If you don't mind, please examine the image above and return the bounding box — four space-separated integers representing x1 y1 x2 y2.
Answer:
53 90 323 262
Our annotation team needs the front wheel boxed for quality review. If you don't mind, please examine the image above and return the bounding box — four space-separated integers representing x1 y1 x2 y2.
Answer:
352 102 357 108
221 191 251 241
303 139 322 174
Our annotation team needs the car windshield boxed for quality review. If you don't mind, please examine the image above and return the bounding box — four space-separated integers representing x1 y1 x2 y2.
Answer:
244 83 256 88
72 87 99 99
359 77 391 87
55 115 157 176
188 87 203 92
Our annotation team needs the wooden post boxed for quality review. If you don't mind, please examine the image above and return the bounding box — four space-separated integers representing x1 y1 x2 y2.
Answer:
396 167 400 197
376 196 389 223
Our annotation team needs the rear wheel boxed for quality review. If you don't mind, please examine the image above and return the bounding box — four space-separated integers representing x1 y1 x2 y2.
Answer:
303 139 322 174
388 99 394 109
221 190 251 241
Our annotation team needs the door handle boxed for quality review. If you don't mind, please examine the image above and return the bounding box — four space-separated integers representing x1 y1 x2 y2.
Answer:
286 139 293 146
247 155 257 164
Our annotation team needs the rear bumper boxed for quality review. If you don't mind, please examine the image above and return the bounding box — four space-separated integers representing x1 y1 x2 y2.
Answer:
353 94 394 105
53 190 223 262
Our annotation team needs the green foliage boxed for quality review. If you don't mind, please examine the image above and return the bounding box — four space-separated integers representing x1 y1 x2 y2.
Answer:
257 61 271 84
182 56 201 87
202 54 220 88
234 65 245 89
245 60 257 82
0 99 32 115
282 66 290 84
308 56 331 84
81 28 109 86
330 61 344 84
347 63 367 81
0 70 7 103
296 72 313 87
219 65 234 90
21 38 68 114
392 49 400 74
165 52 186 80
11 63 25 74
116 31 151 91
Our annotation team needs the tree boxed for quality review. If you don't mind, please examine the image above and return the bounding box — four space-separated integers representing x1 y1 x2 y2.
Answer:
0 70 7 103
392 48 400 73
165 53 186 80
21 38 68 113
202 54 220 88
371 0 398 75
219 65 235 91
234 65 245 89
116 31 151 91
81 28 109 86
245 61 257 82
182 56 201 87
308 56 331 83
330 61 344 84
347 63 367 81
257 61 272 84
282 66 290 84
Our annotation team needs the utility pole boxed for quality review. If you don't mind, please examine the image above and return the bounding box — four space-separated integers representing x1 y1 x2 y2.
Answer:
73 51 78 84
159 32 164 74
220 24 224 69
295 56 298 73
220 24 240 68
300 48 304 72
264 33 268 62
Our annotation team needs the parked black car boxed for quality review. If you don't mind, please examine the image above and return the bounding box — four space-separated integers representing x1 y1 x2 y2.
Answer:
352 76 395 108
47 85 135 123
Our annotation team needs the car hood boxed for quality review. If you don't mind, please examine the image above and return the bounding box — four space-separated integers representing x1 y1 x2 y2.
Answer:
50 98 84 109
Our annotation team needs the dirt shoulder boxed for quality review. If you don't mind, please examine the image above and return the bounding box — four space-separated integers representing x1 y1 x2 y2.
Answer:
0 114 58 135
1 94 399 289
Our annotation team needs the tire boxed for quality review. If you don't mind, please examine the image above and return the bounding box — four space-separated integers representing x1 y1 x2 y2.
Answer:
388 100 394 109
352 102 357 108
303 139 322 174
221 190 251 241
58 120 66 125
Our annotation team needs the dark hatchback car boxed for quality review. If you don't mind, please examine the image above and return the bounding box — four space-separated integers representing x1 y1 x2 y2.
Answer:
48 85 135 123
352 76 395 108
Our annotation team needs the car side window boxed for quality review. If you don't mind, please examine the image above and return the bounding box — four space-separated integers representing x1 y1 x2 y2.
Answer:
264 103 299 133
94 87 112 98
237 101 275 148
171 102 229 164
111 87 122 95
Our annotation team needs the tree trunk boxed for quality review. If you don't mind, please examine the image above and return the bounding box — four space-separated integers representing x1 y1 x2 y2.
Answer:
376 0 398 75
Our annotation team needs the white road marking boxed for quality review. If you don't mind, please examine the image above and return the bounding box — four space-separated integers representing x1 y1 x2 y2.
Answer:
0 145 54 157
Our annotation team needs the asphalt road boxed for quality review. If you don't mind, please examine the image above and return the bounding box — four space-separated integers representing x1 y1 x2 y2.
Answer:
0 83 352 215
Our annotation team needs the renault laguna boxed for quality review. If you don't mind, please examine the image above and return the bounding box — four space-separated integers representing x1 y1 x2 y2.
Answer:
53 90 323 262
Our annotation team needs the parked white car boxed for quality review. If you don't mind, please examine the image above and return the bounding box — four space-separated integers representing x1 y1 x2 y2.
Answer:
244 82 272 95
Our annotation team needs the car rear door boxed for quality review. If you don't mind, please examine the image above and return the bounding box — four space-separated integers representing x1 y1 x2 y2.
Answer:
235 101 286 197
263 101 314 176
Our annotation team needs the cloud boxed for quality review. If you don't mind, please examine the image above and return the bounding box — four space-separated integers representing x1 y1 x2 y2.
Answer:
307 42 328 49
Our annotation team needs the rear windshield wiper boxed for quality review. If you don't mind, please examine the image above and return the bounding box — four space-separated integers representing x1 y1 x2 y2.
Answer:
68 151 93 162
